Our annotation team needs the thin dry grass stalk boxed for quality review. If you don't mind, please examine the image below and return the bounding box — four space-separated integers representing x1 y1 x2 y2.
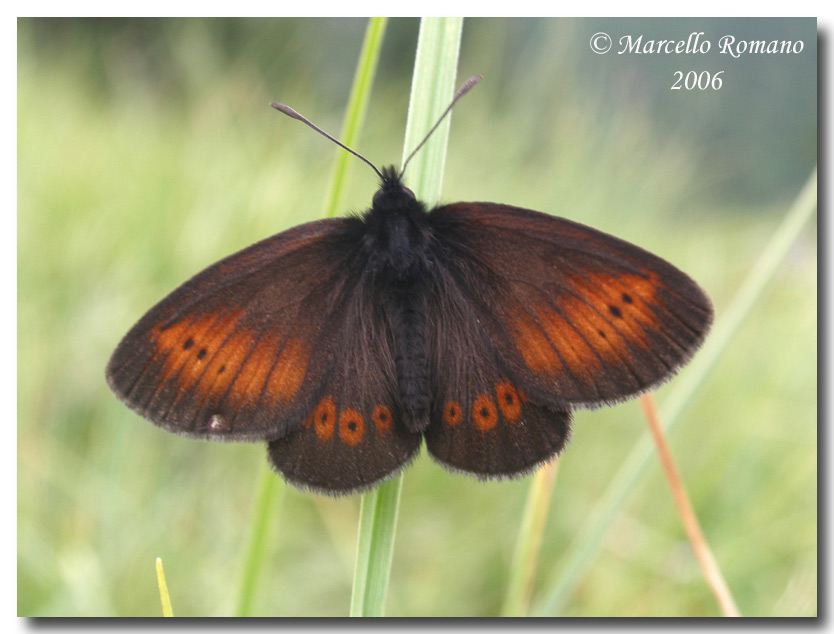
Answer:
640 393 741 617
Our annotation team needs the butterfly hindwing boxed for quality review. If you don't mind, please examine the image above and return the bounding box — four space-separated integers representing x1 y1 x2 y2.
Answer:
106 218 369 441
268 276 422 493
423 269 572 477
428 203 714 409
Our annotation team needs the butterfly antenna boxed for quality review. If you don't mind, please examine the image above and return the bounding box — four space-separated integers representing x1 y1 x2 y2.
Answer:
400 74 483 177
270 102 385 181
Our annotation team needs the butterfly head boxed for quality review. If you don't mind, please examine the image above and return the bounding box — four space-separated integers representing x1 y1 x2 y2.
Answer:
372 166 416 213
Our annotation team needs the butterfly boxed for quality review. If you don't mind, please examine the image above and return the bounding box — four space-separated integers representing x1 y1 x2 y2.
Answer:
106 77 713 495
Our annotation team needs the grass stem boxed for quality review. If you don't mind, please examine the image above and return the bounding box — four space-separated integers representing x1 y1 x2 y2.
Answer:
349 16 464 617
501 460 560 616
640 394 740 616
234 465 283 616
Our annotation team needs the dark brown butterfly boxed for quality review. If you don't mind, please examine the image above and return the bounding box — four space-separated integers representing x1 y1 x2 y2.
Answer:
106 77 713 495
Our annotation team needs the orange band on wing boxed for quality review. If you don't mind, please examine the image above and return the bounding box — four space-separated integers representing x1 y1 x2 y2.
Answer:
511 270 662 377
225 334 280 405
194 326 257 400
562 271 660 349
533 302 601 373
263 337 309 403
510 311 565 375
152 311 241 391
150 311 309 407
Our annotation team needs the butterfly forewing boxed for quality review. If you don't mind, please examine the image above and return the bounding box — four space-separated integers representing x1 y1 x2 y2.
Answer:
106 218 368 441
428 203 713 409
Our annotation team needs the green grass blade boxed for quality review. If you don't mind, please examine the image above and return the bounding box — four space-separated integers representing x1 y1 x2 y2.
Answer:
533 168 818 616
501 461 560 616
350 17 464 618
234 18 388 617
350 476 404 616
323 17 388 219
401 18 465 202
155 558 174 617
234 465 284 616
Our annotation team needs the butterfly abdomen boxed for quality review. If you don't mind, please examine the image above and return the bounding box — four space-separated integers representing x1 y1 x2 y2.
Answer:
359 178 435 433
389 279 430 433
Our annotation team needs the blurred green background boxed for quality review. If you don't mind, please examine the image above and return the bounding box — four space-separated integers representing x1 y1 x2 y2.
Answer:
18 17 816 617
